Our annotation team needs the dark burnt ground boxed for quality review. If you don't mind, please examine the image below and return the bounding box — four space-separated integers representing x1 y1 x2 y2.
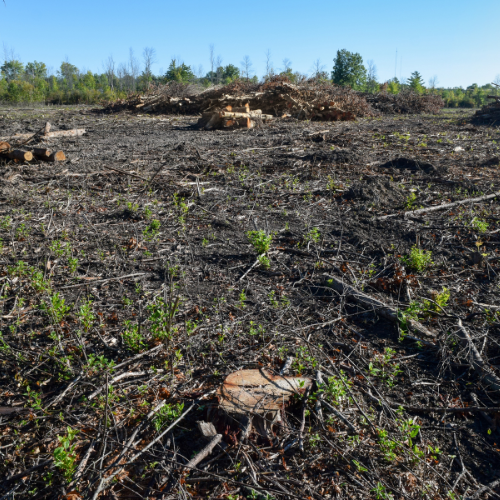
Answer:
1 107 500 500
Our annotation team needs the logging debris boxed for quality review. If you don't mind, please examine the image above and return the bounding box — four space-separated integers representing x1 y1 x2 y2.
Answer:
474 83 500 123
0 122 71 162
103 78 444 121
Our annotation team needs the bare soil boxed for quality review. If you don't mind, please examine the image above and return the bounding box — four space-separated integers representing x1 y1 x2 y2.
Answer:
1 106 500 500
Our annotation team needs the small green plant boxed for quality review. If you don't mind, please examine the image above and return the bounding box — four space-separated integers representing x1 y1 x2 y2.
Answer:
143 205 152 220
238 290 247 309
372 482 393 500
247 230 272 255
68 257 78 274
154 402 184 431
122 296 133 306
400 246 433 273
15 223 30 240
268 290 279 308
24 385 43 411
368 348 402 387
77 299 95 332
404 191 417 209
40 292 70 324
53 427 79 482
202 237 209 247
126 201 139 213
50 240 70 258
143 219 161 240
471 217 489 233
305 227 321 244
257 254 271 269
87 354 116 373
148 296 181 343
185 319 198 335
122 320 145 352
0 215 12 230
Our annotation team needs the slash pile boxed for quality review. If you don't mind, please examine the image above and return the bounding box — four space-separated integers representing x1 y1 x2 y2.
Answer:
103 78 444 122
474 85 500 123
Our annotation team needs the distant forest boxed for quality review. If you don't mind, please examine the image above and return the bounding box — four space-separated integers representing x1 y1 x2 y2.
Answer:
1 47 498 108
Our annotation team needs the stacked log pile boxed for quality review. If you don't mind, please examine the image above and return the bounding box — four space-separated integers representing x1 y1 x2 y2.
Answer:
197 105 273 130
474 84 500 123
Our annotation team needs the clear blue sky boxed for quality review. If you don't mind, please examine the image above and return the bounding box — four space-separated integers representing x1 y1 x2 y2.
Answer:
1 0 499 88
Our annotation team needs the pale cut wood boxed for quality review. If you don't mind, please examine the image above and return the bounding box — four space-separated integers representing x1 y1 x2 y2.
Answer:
0 141 10 152
220 110 271 119
1 150 33 162
43 121 51 136
217 369 312 415
49 151 66 162
222 117 254 129
0 129 86 142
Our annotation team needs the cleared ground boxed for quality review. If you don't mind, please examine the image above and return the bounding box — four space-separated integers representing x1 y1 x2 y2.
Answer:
0 107 499 500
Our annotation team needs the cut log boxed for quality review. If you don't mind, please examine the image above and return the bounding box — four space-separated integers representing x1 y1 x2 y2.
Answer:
0 150 33 162
222 117 254 129
43 121 51 136
0 129 86 142
0 141 10 152
49 151 66 162
32 148 51 159
220 111 271 119
218 369 312 415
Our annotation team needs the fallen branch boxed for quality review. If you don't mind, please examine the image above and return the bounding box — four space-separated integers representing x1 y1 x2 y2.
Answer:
0 129 86 142
92 403 195 498
185 434 223 470
456 319 500 392
376 190 500 220
323 273 436 339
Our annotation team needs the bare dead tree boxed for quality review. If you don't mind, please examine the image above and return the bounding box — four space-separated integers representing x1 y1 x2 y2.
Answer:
104 55 115 90
128 48 140 92
241 55 254 81
215 55 223 85
142 47 157 90
194 64 204 80
282 58 292 73
116 62 128 91
311 59 326 80
265 49 274 81
428 75 439 91
209 44 215 84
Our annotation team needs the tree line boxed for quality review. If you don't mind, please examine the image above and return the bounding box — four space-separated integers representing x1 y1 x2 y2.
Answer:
1 47 498 107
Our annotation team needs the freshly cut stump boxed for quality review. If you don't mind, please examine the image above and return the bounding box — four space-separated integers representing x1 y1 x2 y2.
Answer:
217 369 312 439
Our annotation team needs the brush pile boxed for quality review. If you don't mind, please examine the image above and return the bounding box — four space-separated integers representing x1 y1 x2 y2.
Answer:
474 84 500 123
104 78 443 122
363 90 445 115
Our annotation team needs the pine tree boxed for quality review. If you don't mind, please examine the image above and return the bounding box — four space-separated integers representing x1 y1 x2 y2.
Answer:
408 71 425 94
331 49 367 90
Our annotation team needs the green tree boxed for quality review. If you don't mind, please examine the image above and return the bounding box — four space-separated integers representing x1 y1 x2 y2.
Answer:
164 59 194 83
221 64 240 84
58 61 79 89
387 78 400 95
25 61 47 81
331 49 367 90
408 71 425 94
1 60 24 82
